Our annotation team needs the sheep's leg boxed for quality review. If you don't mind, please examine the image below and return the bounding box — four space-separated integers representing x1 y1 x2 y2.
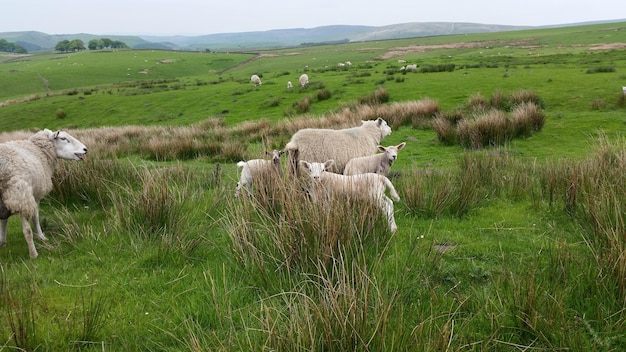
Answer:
31 210 47 241
0 218 7 247
381 196 397 233
21 217 38 258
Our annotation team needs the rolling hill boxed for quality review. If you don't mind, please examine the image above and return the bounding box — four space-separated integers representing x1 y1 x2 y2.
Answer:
0 22 532 52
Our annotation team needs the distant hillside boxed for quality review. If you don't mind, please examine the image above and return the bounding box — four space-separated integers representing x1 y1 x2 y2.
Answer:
1 20 623 52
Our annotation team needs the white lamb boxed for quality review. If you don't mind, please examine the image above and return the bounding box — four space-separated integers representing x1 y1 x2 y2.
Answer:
285 117 392 175
251 74 262 86
300 160 400 232
344 142 406 176
287 81 293 89
235 149 284 197
0 129 88 258
299 73 309 87
405 64 417 72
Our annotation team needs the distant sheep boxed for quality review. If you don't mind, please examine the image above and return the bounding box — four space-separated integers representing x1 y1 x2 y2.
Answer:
235 149 284 197
0 129 87 258
405 64 417 72
285 117 392 175
287 81 293 89
344 142 406 176
251 74 262 86
299 73 309 87
300 160 400 232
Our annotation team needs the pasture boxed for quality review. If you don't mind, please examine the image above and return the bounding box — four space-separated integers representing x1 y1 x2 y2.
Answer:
0 22 625 351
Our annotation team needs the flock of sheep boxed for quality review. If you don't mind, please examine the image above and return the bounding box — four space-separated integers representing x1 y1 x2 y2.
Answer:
236 117 405 233
251 73 309 89
0 116 404 258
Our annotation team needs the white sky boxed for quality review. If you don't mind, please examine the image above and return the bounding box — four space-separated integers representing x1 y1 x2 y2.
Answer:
3 0 625 36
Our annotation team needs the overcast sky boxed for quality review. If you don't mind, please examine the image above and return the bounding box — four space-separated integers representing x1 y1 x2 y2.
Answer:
3 0 624 36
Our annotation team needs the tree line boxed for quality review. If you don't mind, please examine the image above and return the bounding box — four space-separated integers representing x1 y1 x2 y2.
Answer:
55 38 129 53
0 39 28 54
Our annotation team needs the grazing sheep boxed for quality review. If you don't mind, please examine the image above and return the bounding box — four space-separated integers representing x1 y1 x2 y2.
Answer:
251 74 262 86
285 117 392 175
0 129 88 258
405 64 417 72
300 160 399 232
235 149 284 197
299 73 309 87
287 81 293 89
344 142 406 176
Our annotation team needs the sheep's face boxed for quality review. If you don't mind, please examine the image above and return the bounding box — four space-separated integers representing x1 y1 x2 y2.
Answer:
300 160 333 181
50 131 88 161
378 142 406 163
367 118 392 138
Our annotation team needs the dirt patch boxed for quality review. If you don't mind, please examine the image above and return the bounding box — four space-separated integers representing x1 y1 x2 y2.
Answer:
588 42 626 51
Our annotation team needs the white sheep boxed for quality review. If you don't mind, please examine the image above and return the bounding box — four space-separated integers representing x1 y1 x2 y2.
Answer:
235 149 284 197
287 81 293 89
299 73 309 87
251 74 262 86
405 64 417 72
299 159 399 232
344 142 406 176
285 117 392 175
0 129 87 258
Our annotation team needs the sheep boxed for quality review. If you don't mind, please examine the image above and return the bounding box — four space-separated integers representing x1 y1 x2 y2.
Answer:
299 73 309 87
287 81 293 89
235 149 284 197
0 129 87 258
405 64 417 72
285 117 392 175
299 159 399 232
344 142 406 176
251 74 262 86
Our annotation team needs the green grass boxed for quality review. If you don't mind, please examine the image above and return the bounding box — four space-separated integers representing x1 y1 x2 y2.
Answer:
1 22 626 350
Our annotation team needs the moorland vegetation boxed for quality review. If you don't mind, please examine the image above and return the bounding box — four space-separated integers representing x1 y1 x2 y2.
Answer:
0 22 625 350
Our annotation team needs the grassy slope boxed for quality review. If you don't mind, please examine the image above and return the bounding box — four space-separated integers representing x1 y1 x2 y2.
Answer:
0 22 625 350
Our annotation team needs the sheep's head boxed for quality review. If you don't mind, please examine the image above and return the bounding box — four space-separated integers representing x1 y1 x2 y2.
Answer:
377 142 406 164
267 149 285 165
48 130 88 161
300 160 334 181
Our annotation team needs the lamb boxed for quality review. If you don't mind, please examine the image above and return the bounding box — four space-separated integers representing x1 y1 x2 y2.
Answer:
299 73 309 87
251 74 262 86
0 129 88 258
235 149 284 197
285 117 392 175
405 64 417 72
344 142 406 176
299 159 400 232
287 81 293 89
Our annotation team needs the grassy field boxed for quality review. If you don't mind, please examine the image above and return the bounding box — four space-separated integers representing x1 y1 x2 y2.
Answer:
0 22 625 351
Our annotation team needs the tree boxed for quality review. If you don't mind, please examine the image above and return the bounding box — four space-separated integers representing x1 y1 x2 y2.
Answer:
69 39 85 51
0 38 28 54
55 40 71 52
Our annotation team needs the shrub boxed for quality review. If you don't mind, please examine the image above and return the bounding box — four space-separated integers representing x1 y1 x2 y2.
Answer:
432 116 457 145
56 108 66 119
358 86 389 105
316 88 332 101
294 96 313 113
585 66 615 74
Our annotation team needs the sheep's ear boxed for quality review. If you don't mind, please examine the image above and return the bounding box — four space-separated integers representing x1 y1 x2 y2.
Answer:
323 160 334 170
377 145 386 152
52 131 60 139
299 160 310 170
397 142 406 150
376 117 383 126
